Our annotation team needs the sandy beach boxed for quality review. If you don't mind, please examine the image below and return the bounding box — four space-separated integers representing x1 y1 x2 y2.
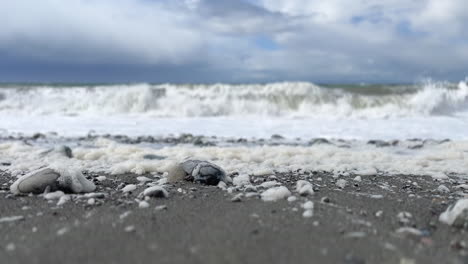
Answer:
1 163 468 264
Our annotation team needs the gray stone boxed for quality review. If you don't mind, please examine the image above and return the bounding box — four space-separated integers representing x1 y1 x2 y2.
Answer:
180 160 226 185
11 168 60 194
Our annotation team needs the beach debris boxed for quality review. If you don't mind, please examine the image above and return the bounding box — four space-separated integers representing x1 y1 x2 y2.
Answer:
122 184 137 193
10 167 95 194
375 210 384 217
141 186 168 198
296 180 314 196
168 160 226 185
439 199 468 227
261 186 291 201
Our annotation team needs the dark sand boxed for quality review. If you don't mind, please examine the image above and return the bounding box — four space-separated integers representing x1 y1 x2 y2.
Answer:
1 169 468 264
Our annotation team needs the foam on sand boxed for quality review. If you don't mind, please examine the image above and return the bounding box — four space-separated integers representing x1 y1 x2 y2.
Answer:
1 138 468 181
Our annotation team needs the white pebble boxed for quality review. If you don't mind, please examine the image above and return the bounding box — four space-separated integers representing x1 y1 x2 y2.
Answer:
287 196 297 202
96 176 107 181
87 198 95 205
261 186 291 202
336 179 347 189
353 176 362 182
122 184 137 193
44 191 65 200
303 210 313 218
302 201 314 210
139 201 150 208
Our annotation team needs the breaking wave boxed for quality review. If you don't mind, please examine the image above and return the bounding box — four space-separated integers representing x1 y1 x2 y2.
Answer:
0 81 467 118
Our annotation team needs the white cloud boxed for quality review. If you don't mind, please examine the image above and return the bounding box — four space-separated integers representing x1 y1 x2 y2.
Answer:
0 0 467 82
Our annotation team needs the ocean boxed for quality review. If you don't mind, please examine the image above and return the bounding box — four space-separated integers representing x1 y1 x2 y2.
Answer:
2 81 468 179
1 81 468 140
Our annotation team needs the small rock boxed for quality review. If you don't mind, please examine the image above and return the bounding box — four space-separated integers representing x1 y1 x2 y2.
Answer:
87 198 95 205
139 201 150 208
302 201 314 210
96 176 107 182
122 184 137 193
124 225 135 232
397 212 413 224
439 199 468 227
353 176 362 182
155 205 168 211
287 196 297 202
261 186 291 202
44 191 65 200
181 160 226 185
336 179 347 189
296 180 314 196
303 210 313 218
231 194 243 202
5 243 16 251
142 186 168 198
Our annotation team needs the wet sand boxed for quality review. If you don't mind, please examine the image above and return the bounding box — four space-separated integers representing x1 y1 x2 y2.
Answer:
1 169 468 264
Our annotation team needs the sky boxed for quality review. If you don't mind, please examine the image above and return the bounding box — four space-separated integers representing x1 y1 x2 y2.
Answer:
0 0 467 83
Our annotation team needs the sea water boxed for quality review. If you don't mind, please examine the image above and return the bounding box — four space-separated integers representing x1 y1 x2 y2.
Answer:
1 81 468 139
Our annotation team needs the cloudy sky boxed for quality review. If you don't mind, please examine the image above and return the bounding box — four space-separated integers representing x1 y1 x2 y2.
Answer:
1 0 467 83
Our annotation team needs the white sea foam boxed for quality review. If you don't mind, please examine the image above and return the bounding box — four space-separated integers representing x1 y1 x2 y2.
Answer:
1 138 467 180
0 81 467 118
1 81 467 140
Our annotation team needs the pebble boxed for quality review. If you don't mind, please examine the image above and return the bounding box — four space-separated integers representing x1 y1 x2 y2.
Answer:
336 179 347 189
96 176 107 182
439 199 468 227
122 184 137 193
124 225 135 232
139 201 150 208
44 191 65 200
287 196 297 202
56 227 69 236
437 185 450 193
353 176 362 182
303 210 313 218
5 243 16 251
180 160 226 185
142 186 168 198
155 205 168 211
87 198 96 205
296 180 314 196
231 194 243 202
